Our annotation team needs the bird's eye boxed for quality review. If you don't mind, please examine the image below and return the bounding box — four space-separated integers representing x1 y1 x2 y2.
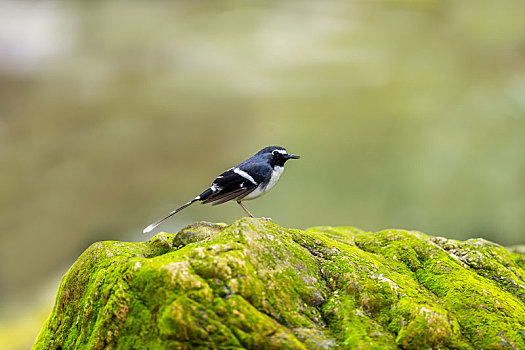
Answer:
272 150 279 156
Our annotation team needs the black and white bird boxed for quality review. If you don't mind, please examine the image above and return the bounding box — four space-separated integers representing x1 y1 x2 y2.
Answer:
143 146 300 234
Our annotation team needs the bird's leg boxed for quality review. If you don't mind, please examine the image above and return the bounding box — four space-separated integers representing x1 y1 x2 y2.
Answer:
237 201 271 221
237 201 254 217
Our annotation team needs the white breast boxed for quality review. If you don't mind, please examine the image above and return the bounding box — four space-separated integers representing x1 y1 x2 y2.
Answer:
266 166 284 192
242 166 284 201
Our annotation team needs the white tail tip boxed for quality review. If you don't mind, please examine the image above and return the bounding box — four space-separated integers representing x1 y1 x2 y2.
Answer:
142 199 198 234
143 223 158 234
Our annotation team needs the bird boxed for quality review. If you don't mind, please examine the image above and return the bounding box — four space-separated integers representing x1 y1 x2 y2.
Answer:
143 146 300 234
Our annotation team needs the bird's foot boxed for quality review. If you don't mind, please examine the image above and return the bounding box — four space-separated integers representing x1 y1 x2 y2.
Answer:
258 217 272 221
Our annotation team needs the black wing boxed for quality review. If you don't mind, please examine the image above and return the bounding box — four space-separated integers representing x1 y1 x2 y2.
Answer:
201 168 256 205
200 164 271 205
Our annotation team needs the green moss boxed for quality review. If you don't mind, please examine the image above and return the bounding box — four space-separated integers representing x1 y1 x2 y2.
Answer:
34 219 525 350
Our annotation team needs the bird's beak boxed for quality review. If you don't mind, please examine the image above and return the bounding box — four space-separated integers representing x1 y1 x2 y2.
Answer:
286 154 300 159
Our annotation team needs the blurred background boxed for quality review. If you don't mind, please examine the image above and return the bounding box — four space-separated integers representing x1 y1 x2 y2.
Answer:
1 0 525 348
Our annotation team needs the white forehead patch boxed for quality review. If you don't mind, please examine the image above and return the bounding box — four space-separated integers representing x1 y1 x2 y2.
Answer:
273 149 287 155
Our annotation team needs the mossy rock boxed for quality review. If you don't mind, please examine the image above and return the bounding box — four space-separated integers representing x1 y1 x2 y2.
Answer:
34 218 525 349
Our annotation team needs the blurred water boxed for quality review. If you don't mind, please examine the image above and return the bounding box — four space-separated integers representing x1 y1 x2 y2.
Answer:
1 1 525 348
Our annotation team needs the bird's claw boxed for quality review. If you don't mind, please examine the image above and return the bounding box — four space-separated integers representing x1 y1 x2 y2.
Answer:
258 217 272 221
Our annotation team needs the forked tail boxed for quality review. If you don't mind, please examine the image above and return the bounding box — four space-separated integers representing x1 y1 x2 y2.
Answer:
143 198 199 234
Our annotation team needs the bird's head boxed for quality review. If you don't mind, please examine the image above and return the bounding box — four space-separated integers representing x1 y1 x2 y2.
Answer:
257 146 300 167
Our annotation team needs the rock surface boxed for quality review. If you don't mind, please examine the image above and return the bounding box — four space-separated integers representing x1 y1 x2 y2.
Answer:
34 218 525 349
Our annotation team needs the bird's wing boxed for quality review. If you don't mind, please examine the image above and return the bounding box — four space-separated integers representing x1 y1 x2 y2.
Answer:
201 165 270 205
209 187 256 205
